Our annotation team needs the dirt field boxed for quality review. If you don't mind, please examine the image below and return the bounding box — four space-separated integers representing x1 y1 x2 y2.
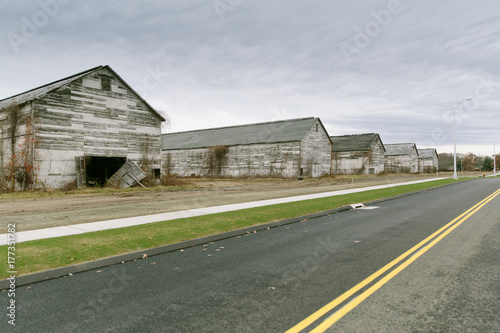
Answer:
1 174 449 233
0 173 468 233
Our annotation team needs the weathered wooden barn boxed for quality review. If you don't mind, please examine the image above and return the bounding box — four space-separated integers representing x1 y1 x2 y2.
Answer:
0 65 164 189
384 143 419 173
162 117 332 178
330 133 386 175
418 148 439 173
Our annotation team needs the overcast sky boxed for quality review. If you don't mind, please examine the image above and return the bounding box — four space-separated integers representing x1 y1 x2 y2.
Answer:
1 0 499 155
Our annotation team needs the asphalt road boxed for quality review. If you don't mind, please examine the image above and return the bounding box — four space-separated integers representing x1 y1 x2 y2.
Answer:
2 177 499 332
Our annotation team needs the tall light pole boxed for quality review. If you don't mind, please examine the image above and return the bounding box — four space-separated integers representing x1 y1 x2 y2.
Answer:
494 141 497 176
453 98 472 180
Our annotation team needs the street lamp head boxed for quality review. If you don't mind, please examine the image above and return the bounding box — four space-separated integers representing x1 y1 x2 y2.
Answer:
454 98 473 110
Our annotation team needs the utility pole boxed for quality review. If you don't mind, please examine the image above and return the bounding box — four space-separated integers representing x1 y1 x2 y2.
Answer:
494 141 497 176
452 98 472 179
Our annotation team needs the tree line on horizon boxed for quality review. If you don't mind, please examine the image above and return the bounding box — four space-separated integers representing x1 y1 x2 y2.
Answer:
438 153 500 172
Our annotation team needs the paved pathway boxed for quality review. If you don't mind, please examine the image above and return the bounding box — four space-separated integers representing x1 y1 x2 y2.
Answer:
1 177 446 245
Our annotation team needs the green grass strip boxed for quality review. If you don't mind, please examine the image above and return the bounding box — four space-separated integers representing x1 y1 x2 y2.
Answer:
1 178 466 279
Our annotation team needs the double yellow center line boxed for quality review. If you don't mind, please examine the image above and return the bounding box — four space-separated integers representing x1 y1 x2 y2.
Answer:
286 187 500 333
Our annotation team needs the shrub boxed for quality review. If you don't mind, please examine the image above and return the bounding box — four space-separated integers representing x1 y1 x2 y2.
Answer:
160 174 190 187
61 180 78 192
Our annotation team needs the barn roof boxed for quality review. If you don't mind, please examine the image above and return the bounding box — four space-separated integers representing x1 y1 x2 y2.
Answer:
162 117 329 150
418 148 438 159
385 143 419 156
330 133 385 152
0 65 165 121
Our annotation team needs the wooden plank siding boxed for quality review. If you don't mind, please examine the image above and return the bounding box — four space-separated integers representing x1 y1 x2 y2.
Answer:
330 134 385 175
164 142 303 178
384 144 419 174
0 104 33 174
418 149 439 173
162 118 332 178
0 66 163 189
299 120 332 177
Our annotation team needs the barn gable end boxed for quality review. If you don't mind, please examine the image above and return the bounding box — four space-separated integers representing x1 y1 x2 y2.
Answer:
384 143 419 173
418 148 439 173
0 65 164 189
331 133 386 175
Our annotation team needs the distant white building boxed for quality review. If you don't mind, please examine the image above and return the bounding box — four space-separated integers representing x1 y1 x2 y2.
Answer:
330 133 386 175
418 148 438 173
384 143 419 173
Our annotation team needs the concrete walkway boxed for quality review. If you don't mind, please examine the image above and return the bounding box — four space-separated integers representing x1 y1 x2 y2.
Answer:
1 177 448 245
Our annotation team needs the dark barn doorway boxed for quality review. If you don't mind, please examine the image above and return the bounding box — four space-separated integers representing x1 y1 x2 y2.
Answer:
86 156 126 186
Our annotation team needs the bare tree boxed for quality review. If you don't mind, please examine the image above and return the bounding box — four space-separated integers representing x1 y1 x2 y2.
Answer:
462 153 478 171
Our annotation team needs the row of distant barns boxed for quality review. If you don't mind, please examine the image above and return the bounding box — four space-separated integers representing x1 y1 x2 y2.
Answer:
0 65 437 189
161 119 438 178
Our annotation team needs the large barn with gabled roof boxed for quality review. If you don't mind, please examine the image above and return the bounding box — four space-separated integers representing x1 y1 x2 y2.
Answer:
161 117 332 178
418 148 439 173
384 143 419 173
0 65 165 189
330 133 386 174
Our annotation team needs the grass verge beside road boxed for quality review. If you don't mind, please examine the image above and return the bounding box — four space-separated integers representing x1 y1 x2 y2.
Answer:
1 178 469 279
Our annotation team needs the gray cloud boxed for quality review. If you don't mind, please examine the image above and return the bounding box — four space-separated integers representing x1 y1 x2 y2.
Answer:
1 0 498 155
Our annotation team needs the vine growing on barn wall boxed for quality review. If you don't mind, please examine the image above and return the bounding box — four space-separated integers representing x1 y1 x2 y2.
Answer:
139 137 153 171
18 115 37 189
139 136 159 186
163 152 172 176
5 103 20 189
332 151 339 175
1 103 39 191
207 145 228 177
279 152 289 176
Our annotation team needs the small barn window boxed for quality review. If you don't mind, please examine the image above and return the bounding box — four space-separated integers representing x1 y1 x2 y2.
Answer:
101 76 111 91
315 124 319 132
153 168 160 179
